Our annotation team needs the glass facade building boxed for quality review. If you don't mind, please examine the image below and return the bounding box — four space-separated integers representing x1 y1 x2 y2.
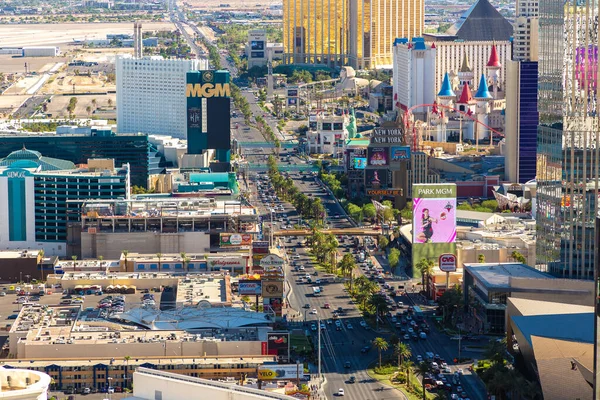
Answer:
0 134 161 187
536 0 600 279
516 61 539 183
283 0 423 69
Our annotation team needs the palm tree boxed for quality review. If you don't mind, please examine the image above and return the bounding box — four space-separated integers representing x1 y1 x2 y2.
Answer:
71 255 78 271
372 337 389 368
417 258 435 293
415 362 431 400
38 249 45 281
123 355 132 387
156 252 163 272
368 294 389 318
403 360 414 389
122 250 129 271
394 342 411 369
180 252 187 271
183 257 191 272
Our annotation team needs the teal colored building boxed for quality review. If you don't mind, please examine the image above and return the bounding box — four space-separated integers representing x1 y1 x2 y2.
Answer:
0 149 129 256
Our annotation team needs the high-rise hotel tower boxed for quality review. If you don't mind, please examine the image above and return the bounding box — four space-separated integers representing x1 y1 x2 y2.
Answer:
282 0 423 69
536 0 600 279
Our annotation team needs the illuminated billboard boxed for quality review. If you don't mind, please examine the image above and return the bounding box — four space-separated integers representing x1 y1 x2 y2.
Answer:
412 184 457 278
365 169 389 190
390 146 411 161
353 157 367 169
258 364 299 380
367 147 389 166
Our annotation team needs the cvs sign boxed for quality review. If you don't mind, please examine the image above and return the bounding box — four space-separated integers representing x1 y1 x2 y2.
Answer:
439 253 457 272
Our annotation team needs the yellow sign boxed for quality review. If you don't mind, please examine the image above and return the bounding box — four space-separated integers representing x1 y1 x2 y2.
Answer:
186 83 231 98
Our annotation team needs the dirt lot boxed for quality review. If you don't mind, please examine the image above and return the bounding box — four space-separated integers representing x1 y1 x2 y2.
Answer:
0 22 175 48
45 93 116 118
0 55 66 74
41 74 115 95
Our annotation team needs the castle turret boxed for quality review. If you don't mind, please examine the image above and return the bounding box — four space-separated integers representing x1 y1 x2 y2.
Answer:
457 82 476 141
458 52 474 87
474 74 493 144
486 44 502 99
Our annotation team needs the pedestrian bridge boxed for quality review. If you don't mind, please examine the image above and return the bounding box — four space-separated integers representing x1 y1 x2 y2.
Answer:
238 141 298 149
246 163 319 172
273 228 381 237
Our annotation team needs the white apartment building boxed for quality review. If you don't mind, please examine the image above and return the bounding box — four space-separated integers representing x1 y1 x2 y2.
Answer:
116 55 207 138
306 112 349 155
392 38 436 116
431 41 510 94
513 0 539 61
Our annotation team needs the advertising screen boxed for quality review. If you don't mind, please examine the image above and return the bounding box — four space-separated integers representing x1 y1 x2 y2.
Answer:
267 331 290 360
251 40 265 50
288 98 297 106
239 280 262 295
413 198 457 244
258 364 299 380
412 184 457 278
287 89 298 97
353 157 367 169
368 147 389 166
365 169 389 189
262 280 284 298
251 51 265 58
220 233 252 247
390 146 411 161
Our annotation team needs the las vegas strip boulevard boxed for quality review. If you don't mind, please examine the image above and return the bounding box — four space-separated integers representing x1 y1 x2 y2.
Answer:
412 184 457 277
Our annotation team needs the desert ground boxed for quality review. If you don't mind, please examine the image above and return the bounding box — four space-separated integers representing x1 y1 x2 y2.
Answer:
0 22 175 48
45 93 116 119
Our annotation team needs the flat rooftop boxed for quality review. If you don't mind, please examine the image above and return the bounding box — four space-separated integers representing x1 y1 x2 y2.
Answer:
465 263 553 289
175 276 228 305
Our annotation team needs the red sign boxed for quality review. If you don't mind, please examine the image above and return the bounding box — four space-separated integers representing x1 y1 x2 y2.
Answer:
261 341 268 355
439 253 457 272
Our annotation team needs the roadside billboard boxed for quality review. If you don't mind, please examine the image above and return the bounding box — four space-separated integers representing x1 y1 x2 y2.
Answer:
220 233 252 247
262 280 284 298
365 169 389 190
258 364 299 380
390 146 411 161
239 280 262 295
367 147 389 166
260 254 285 268
412 184 457 278
267 331 290 360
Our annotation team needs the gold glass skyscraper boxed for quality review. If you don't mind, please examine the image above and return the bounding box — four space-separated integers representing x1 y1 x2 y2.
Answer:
283 0 423 69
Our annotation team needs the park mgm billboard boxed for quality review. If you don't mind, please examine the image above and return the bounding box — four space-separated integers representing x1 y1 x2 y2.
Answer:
411 183 457 278
186 70 231 162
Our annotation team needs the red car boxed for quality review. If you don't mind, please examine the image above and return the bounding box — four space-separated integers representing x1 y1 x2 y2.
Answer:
323 303 331 309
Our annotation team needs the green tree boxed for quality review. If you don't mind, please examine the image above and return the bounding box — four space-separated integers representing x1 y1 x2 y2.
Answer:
511 250 527 264
362 203 377 220
337 253 356 286
416 258 434 289
399 201 413 224
415 362 431 400
437 286 463 324
378 235 389 249
347 203 363 222
388 248 401 273
372 337 389 368
394 342 411 368
478 254 486 263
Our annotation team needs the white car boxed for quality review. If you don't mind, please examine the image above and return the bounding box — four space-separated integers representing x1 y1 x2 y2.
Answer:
416 355 423 362
337 388 345 396
310 309 317 314
335 320 342 327
346 323 353 330
359 320 367 327
311 324 317 331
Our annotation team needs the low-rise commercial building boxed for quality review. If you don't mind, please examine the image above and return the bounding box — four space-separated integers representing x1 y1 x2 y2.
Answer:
131 368 296 400
463 263 593 334
506 298 593 400
75 197 258 259
0 367 51 400
306 112 349 155
0 356 276 392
